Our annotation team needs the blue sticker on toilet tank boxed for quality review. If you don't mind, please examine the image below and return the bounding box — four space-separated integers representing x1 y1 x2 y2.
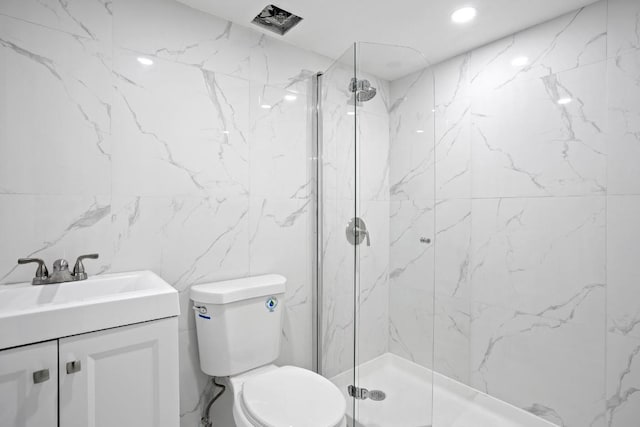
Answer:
265 296 278 312
199 314 211 319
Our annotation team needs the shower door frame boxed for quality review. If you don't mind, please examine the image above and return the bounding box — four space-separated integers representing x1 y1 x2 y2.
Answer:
311 70 323 375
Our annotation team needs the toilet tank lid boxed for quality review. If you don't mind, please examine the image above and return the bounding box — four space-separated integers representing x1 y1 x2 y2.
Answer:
190 274 286 304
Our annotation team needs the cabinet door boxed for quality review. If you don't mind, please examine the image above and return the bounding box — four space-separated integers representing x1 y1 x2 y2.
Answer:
0 341 58 427
59 317 179 427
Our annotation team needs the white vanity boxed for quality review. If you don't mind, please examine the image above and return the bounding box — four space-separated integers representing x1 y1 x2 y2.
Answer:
0 271 180 427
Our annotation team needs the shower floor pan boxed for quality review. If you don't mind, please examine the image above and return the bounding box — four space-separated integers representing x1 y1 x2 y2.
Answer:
331 353 557 427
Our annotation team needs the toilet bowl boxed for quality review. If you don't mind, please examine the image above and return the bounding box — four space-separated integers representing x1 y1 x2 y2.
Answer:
228 365 346 427
190 275 347 427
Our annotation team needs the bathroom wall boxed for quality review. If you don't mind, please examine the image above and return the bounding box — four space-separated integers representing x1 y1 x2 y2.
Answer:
0 0 332 425
388 67 436 370
388 0 640 425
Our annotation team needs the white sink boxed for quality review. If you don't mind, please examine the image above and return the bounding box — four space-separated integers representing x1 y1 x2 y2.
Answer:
0 271 179 349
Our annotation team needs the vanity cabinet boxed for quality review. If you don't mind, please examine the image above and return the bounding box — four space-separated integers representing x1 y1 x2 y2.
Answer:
0 317 178 427
0 341 58 427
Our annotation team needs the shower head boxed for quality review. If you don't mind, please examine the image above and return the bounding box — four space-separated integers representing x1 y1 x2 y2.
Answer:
348 78 377 103
357 86 377 102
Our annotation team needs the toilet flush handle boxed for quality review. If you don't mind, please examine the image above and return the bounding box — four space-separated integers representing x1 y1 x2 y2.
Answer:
193 305 207 315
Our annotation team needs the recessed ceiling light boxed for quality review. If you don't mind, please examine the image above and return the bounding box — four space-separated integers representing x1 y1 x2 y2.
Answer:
511 56 529 67
416 130 425 134
260 104 272 109
347 111 355 116
284 94 297 101
557 97 572 105
222 130 230 135
137 57 154 66
451 7 477 24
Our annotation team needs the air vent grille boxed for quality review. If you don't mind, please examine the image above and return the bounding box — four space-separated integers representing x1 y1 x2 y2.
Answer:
251 4 303 36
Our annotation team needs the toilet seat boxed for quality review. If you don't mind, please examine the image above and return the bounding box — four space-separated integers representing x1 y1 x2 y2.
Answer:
239 366 346 427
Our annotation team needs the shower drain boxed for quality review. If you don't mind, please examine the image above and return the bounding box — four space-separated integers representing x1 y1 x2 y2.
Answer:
348 385 386 401
368 390 386 401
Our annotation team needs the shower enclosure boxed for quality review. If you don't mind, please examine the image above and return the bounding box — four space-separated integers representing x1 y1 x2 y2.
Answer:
311 2 639 427
312 42 437 426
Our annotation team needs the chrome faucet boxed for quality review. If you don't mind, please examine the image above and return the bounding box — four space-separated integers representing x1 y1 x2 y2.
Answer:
17 254 99 285
346 217 371 247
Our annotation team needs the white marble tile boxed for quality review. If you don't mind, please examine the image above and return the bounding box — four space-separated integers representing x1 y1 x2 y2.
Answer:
356 200 390 364
389 199 434 291
320 197 357 378
606 332 640 427
0 0 112 42
434 198 471 299
249 198 310 298
249 83 311 200
470 196 606 316
470 296 606 427
607 50 640 195
320 49 356 110
434 55 471 199
0 15 112 196
607 195 640 340
112 49 250 198
112 0 254 79
321 282 356 378
433 295 470 384
0 194 112 285
607 0 640 58
250 34 330 94
248 197 312 368
318 65 359 383
108 196 166 275
471 61 606 198
389 287 434 369
357 110 390 202
321 99 357 202
389 68 436 201
388 198 434 369
469 1 606 92
159 196 250 331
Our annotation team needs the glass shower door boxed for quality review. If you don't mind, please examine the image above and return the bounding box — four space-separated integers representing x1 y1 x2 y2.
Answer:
316 41 435 427
317 43 359 421
352 42 436 427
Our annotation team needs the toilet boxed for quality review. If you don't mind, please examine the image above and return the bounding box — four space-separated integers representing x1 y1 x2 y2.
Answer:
191 274 347 427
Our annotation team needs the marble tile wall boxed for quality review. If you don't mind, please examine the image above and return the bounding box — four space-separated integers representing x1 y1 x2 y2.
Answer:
0 0 333 425
388 68 437 370
388 0 640 426
605 0 640 423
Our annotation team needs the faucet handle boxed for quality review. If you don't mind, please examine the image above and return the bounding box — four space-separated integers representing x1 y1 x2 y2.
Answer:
72 253 99 280
17 258 49 281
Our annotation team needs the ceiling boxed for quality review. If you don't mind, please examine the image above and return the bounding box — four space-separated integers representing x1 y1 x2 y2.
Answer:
178 0 599 80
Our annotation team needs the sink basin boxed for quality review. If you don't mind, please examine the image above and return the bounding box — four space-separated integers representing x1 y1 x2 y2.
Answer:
0 271 179 349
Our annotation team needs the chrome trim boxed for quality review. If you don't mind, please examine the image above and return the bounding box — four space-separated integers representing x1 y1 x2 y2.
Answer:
311 71 323 375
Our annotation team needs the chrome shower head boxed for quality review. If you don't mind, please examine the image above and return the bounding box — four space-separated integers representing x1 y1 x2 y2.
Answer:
357 86 377 102
348 78 377 103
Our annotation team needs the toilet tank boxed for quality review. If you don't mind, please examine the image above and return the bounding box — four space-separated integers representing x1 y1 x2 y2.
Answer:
190 274 286 377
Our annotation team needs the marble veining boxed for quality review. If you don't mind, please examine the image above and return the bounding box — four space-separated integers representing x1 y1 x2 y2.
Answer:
3 0 640 426
0 0 331 424
388 1 640 426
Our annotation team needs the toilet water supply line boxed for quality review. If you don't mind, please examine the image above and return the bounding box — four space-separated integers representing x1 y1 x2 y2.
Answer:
201 377 226 427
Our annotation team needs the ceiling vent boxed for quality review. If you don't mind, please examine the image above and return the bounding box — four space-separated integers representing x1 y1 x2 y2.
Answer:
251 4 303 36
